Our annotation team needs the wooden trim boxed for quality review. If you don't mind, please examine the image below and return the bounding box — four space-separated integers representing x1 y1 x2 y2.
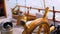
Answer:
48 18 60 23
3 0 7 17
15 5 60 22
18 5 60 13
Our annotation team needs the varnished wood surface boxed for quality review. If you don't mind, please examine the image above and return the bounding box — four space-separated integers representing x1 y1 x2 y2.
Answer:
12 14 36 21
21 7 50 34
3 0 6 17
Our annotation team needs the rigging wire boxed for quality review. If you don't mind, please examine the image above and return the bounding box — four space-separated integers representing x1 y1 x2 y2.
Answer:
41 0 46 15
40 0 44 9
25 0 26 6
43 0 46 9
16 0 17 5
25 0 26 13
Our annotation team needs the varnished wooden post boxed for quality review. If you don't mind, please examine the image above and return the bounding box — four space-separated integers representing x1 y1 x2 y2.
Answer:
2 0 7 17
27 7 30 15
38 9 40 12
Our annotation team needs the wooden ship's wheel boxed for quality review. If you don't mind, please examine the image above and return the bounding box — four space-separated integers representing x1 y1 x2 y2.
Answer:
36 22 50 34
22 21 50 34
22 7 50 34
